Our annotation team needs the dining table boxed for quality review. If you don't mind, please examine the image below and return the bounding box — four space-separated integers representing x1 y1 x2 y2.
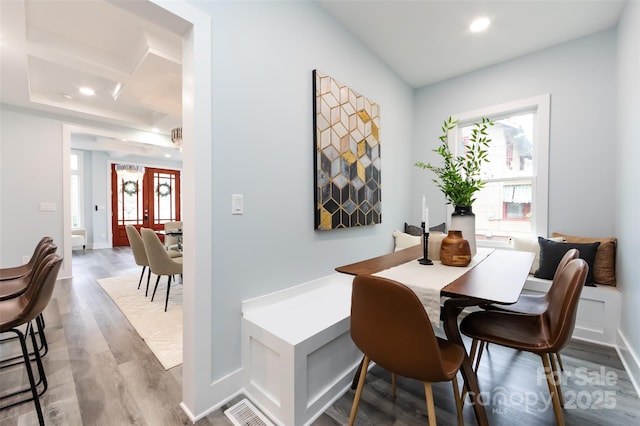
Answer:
336 244 535 426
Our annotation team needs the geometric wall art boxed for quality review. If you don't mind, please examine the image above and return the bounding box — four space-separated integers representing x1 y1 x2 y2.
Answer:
313 70 381 230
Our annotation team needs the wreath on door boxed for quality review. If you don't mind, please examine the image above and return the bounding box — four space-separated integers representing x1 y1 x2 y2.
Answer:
157 183 171 197
122 180 138 196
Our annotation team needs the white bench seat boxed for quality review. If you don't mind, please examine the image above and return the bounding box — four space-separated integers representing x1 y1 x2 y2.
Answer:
242 273 361 426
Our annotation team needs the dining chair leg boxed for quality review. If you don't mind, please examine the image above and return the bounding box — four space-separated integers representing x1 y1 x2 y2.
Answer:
549 351 564 406
151 275 161 301
348 356 370 426
424 382 437 426
391 373 397 399
555 352 564 371
145 269 152 297
164 275 172 312
541 353 565 426
137 266 146 289
451 375 464 426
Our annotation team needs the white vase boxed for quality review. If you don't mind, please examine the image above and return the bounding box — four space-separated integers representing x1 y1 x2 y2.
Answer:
451 205 476 257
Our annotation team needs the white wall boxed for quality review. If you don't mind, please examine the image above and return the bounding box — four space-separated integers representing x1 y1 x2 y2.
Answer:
200 0 414 392
412 30 617 237
0 107 65 269
616 0 640 388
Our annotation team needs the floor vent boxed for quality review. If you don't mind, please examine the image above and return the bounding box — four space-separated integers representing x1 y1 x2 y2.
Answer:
224 398 275 426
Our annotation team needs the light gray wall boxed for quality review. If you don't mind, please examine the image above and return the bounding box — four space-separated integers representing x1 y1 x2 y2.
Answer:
0 107 65 268
201 0 414 381
616 0 640 378
412 29 617 237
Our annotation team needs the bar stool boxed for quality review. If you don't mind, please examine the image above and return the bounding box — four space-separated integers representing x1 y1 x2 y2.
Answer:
0 253 62 425
0 237 53 281
0 243 57 364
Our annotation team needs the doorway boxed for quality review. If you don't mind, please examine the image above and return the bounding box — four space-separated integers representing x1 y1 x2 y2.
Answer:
111 164 181 246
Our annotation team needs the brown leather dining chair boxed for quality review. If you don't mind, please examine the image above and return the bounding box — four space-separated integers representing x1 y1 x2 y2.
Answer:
0 253 63 426
0 237 53 281
460 258 588 426
471 248 580 372
349 275 465 426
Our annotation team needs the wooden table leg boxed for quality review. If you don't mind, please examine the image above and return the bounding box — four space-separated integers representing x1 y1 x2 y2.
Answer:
443 298 489 426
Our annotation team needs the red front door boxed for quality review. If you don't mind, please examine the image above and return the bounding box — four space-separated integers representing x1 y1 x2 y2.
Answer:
111 165 181 246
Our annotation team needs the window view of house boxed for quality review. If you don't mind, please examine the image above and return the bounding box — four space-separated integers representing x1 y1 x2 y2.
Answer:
461 111 535 240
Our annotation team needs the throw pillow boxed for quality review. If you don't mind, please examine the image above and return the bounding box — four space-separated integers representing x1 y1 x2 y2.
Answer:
511 236 565 274
552 233 617 286
393 230 421 252
534 237 600 285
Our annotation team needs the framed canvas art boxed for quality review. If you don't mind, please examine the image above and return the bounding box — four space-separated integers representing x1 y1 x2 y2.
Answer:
313 70 381 230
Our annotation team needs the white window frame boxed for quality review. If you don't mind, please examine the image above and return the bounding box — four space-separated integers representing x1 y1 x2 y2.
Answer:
447 94 550 248
70 149 85 230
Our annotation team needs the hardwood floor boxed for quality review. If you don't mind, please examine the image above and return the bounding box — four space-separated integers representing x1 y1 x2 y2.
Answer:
1 248 638 425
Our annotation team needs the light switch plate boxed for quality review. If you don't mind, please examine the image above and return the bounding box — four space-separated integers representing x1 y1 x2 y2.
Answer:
232 194 243 215
39 202 57 212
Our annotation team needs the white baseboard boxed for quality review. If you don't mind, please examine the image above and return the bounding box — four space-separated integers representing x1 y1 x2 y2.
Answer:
180 368 244 423
616 329 640 399
91 242 111 249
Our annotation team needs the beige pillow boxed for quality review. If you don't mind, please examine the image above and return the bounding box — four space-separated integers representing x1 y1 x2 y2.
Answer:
393 230 421 252
511 236 565 274
552 233 617 286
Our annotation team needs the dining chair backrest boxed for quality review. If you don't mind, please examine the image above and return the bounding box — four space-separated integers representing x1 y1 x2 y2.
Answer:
542 248 580 306
140 228 182 276
351 274 452 382
125 225 148 267
544 258 588 352
2 254 63 330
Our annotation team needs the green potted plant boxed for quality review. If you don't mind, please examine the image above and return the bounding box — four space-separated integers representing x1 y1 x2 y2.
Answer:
415 116 493 207
415 116 493 256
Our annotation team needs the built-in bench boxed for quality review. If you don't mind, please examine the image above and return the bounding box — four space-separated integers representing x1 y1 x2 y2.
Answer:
522 275 621 346
241 273 362 426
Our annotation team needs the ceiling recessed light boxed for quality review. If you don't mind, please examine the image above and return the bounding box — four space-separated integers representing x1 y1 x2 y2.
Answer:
61 93 73 99
78 87 95 96
470 17 490 33
164 153 171 158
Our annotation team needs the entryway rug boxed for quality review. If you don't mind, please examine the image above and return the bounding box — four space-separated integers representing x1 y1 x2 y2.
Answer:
97 274 182 370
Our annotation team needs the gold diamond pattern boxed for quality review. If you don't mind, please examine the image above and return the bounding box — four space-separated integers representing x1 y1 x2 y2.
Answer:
313 70 381 230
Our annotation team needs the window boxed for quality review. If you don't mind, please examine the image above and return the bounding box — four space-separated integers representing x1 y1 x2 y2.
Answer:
449 95 550 245
70 150 84 229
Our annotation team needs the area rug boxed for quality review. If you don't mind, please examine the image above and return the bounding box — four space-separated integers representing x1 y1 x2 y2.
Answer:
97 274 182 370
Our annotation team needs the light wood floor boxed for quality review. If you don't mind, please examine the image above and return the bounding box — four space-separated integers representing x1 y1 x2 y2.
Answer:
1 248 638 425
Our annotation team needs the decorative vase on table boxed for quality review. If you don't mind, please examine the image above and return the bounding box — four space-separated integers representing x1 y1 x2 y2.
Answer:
439 230 472 267
450 205 476 257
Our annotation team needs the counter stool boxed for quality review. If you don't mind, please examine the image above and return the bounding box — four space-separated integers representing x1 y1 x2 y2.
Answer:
0 254 62 425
